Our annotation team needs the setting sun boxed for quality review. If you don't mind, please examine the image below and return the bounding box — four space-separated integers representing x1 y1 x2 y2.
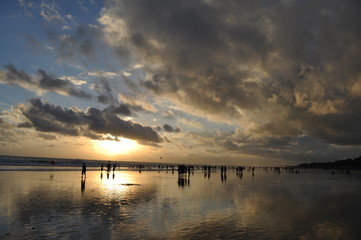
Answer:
95 138 139 155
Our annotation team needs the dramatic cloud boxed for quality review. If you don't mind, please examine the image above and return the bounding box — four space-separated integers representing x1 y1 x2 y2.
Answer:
99 0 361 148
1 0 361 163
0 64 93 99
160 124 181 133
18 98 162 144
0 65 141 116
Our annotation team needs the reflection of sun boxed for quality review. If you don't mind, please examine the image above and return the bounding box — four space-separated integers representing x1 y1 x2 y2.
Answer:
101 172 132 188
95 138 138 155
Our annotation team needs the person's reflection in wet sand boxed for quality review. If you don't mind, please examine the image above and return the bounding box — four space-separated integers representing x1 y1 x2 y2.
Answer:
220 166 227 182
178 173 190 187
100 172 103 179
81 177 86 194
221 172 227 182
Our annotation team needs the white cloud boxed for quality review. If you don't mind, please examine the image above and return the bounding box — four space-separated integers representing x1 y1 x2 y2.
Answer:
86 71 118 78
59 76 87 86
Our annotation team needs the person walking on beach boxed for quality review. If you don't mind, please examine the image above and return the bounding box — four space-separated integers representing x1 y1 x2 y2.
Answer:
82 163 87 177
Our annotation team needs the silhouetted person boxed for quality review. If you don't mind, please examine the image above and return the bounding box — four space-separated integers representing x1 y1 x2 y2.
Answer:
178 165 187 174
81 163 86 177
101 163 104 171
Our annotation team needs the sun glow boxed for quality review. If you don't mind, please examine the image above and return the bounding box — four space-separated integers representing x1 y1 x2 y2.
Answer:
95 138 139 155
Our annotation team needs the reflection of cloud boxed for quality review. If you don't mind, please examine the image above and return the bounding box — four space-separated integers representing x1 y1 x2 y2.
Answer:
8 172 158 239
299 221 349 240
164 172 359 239
2 170 360 239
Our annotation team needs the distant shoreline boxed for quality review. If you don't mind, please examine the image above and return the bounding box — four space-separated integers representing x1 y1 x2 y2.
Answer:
0 155 180 168
2 154 361 170
297 155 361 170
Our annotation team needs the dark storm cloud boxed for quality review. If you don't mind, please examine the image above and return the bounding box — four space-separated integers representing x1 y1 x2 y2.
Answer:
189 130 361 163
0 64 93 99
18 98 162 144
161 124 181 133
2 64 32 83
37 68 94 99
109 104 132 116
101 0 361 147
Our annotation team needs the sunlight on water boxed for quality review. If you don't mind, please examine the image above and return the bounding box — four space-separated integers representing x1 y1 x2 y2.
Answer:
99 171 138 192
1 168 361 239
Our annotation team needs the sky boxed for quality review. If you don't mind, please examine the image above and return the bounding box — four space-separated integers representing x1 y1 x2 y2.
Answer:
0 0 360 166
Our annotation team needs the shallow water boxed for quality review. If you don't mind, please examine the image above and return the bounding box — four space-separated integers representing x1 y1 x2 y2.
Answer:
1 168 361 239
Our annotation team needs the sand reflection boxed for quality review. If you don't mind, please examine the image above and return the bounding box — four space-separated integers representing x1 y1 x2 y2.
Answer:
1 169 361 239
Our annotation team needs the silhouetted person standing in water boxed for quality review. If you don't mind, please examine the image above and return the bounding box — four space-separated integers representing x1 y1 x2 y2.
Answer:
82 163 87 177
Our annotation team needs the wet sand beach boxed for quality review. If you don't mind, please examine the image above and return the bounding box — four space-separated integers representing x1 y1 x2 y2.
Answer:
1 168 361 239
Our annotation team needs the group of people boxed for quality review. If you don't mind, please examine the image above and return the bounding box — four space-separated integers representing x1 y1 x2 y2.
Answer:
81 162 119 177
100 163 117 173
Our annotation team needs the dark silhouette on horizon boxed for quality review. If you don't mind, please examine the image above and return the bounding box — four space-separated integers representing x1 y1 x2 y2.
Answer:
297 155 361 172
